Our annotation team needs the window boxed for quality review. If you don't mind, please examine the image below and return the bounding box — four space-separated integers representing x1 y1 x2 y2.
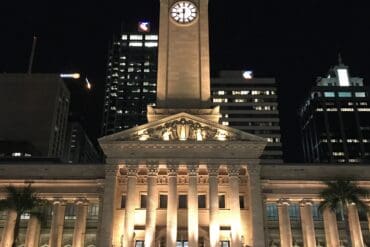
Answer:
266 204 278 220
176 241 188 247
289 204 300 220
218 195 226 209
311 204 323 221
179 195 187 209
355 92 366 98
140 194 147 209
88 204 99 218
159 194 168 208
220 241 230 247
239 195 245 209
338 92 351 97
64 204 76 220
324 92 335 98
121 195 126 209
135 240 145 247
198 195 206 208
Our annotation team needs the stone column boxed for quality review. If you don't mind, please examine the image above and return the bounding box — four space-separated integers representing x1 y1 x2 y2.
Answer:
367 210 370 236
229 165 241 247
49 200 66 247
323 207 340 247
0 209 17 247
123 165 138 247
166 163 178 247
25 215 41 247
247 164 266 247
277 199 292 247
72 199 89 247
99 165 119 247
188 163 199 247
347 203 364 247
145 162 159 247
299 200 316 247
208 164 220 247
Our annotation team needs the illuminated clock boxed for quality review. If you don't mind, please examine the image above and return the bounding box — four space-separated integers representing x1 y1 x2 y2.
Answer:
170 1 198 24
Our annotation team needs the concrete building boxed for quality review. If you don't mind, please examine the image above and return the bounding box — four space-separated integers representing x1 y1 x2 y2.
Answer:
0 1 370 247
211 71 283 164
0 74 70 159
101 22 158 136
300 59 370 164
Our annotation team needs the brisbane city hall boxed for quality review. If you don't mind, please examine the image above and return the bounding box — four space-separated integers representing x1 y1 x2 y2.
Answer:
1 0 370 247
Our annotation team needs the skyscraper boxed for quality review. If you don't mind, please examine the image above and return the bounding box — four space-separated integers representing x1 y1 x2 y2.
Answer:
101 22 158 136
300 59 370 163
211 71 283 164
0 74 70 159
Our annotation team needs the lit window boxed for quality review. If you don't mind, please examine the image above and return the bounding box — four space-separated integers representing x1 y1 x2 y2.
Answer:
338 92 351 97
324 92 335 97
316 108 324 112
217 91 225 95
222 121 229 126
11 152 22 157
135 241 144 247
355 92 366 97
121 35 128 40
145 35 158 40
340 108 354 112
358 108 370 112
235 99 244 103
145 42 158 47
130 35 143 40
129 42 143 47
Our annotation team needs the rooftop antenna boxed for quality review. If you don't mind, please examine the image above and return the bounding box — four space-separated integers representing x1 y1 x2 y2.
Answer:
338 52 343 66
27 35 37 74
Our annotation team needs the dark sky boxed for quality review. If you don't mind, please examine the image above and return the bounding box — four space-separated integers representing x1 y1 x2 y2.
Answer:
1 0 370 162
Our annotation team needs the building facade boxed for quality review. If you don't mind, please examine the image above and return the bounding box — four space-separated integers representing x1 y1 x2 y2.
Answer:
101 23 158 136
211 71 283 164
300 61 370 164
0 74 70 159
1 1 370 247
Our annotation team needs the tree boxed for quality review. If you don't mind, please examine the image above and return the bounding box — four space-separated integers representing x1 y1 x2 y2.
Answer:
0 184 49 247
319 179 369 247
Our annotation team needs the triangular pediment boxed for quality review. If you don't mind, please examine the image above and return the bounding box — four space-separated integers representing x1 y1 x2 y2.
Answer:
99 112 266 143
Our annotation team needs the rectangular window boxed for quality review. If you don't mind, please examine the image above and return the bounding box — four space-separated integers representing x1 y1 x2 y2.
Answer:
338 92 352 97
239 195 245 209
289 204 300 221
355 92 366 97
179 195 187 209
88 204 99 218
220 241 230 247
218 195 226 209
198 195 206 208
266 204 278 221
135 240 145 247
140 194 147 209
121 195 126 209
324 92 335 98
64 204 76 220
159 194 168 209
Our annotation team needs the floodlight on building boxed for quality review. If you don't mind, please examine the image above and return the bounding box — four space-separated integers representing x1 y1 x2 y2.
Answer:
243 71 253 79
60 73 80 79
85 77 92 90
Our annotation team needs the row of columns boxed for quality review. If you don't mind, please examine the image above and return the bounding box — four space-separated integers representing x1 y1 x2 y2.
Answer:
100 163 265 247
0 199 89 247
276 199 366 247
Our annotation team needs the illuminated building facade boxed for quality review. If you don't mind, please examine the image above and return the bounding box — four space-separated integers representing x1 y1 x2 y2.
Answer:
1 2 370 247
211 71 283 164
101 22 158 136
300 60 370 164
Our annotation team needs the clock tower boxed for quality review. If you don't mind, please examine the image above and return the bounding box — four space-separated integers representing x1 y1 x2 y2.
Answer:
148 0 220 122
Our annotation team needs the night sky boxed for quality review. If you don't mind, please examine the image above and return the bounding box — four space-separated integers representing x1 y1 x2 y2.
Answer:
1 0 370 162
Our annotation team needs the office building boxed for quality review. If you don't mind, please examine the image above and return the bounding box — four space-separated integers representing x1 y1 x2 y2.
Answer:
211 71 283 164
0 74 70 159
300 60 370 164
64 122 103 164
101 22 158 136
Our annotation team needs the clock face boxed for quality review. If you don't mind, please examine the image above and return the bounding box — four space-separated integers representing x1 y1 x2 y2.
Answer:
170 1 198 24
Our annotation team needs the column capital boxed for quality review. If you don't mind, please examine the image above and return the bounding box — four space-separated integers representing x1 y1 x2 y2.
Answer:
126 164 138 177
207 164 219 176
147 161 159 176
75 198 89 206
277 199 290 206
246 164 260 176
167 162 179 177
228 164 240 177
52 198 66 205
300 199 314 207
187 163 199 176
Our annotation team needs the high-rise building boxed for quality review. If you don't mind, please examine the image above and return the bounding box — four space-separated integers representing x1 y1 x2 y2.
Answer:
0 74 70 159
101 22 158 136
211 71 283 164
300 59 370 164
64 122 103 164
